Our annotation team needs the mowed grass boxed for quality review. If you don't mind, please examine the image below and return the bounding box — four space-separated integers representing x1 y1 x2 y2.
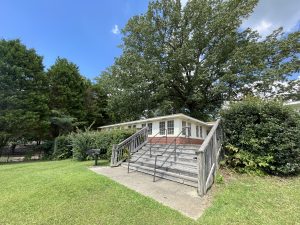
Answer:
0 160 299 225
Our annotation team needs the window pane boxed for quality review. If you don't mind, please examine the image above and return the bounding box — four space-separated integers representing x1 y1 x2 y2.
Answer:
196 126 199 137
188 123 191 136
142 123 146 127
200 126 203 137
159 121 165 135
182 121 186 135
147 123 152 135
167 120 174 135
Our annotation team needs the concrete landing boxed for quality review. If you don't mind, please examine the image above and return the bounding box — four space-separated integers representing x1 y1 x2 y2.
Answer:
89 166 212 220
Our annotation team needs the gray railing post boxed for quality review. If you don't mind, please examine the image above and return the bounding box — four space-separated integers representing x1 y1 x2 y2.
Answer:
110 144 117 166
174 140 177 161
197 151 206 196
166 129 167 144
196 119 222 196
153 156 158 182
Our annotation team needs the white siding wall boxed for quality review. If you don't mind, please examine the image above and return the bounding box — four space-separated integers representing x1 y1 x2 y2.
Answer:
101 117 211 140
174 118 181 135
152 121 160 136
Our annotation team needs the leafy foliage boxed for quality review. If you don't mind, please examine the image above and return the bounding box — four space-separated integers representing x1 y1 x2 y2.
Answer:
221 97 300 175
52 135 73 160
50 110 77 137
98 0 300 122
47 57 88 124
39 140 55 159
0 39 50 142
70 129 135 161
83 81 110 128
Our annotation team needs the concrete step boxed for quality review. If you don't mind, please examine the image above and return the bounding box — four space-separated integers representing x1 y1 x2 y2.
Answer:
133 151 198 161
124 160 198 178
144 144 200 152
136 147 198 157
131 153 197 164
146 143 201 149
130 155 197 169
142 147 197 155
122 163 198 187
121 142 201 188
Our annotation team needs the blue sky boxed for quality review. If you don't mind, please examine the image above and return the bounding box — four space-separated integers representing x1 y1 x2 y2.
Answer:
0 0 149 80
0 0 299 80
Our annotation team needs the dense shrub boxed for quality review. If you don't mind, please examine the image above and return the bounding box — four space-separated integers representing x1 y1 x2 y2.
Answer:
39 140 54 159
221 97 300 175
70 129 135 161
52 135 72 160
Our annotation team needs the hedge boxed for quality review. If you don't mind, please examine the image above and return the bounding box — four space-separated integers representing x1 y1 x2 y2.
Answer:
52 129 135 161
221 97 300 175
52 135 72 160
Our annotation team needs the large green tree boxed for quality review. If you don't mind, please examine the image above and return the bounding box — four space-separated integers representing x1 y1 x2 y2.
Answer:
0 39 50 142
84 80 110 128
47 58 88 124
47 58 108 133
99 0 300 121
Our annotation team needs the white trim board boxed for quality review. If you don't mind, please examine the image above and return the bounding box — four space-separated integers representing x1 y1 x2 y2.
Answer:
98 113 213 129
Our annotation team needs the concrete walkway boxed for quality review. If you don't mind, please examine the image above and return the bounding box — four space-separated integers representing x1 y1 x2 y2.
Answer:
89 166 212 220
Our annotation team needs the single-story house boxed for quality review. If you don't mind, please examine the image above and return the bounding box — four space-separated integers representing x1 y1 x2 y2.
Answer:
98 113 213 145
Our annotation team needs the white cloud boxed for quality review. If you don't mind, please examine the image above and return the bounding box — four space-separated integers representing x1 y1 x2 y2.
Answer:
111 25 120 35
180 0 188 7
242 0 300 37
253 20 273 34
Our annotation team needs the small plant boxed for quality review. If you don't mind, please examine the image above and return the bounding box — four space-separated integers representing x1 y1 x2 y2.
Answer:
216 172 224 184
122 148 130 160
24 150 34 161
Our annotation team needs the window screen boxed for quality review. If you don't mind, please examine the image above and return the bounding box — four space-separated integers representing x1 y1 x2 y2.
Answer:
159 121 166 135
187 123 191 136
182 121 186 135
147 123 152 135
167 120 174 135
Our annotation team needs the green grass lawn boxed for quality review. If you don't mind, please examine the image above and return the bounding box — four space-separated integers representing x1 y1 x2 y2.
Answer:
0 160 299 225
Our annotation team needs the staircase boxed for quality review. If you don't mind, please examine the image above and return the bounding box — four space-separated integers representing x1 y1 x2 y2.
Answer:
122 143 200 187
110 120 223 196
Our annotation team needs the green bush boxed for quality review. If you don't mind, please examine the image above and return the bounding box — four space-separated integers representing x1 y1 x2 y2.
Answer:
52 135 72 160
70 129 135 161
221 97 300 175
39 140 54 159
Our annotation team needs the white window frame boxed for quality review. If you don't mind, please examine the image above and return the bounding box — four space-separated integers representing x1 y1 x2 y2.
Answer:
159 121 166 135
167 120 174 135
200 126 203 138
147 123 152 135
187 122 191 137
182 121 186 135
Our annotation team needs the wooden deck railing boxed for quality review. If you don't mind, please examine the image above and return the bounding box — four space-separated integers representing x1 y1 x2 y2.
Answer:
196 119 223 196
110 127 148 167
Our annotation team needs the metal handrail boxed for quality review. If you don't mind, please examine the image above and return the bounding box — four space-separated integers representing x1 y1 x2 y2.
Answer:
153 127 191 182
127 128 168 173
127 144 150 173
111 127 148 166
149 128 167 157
